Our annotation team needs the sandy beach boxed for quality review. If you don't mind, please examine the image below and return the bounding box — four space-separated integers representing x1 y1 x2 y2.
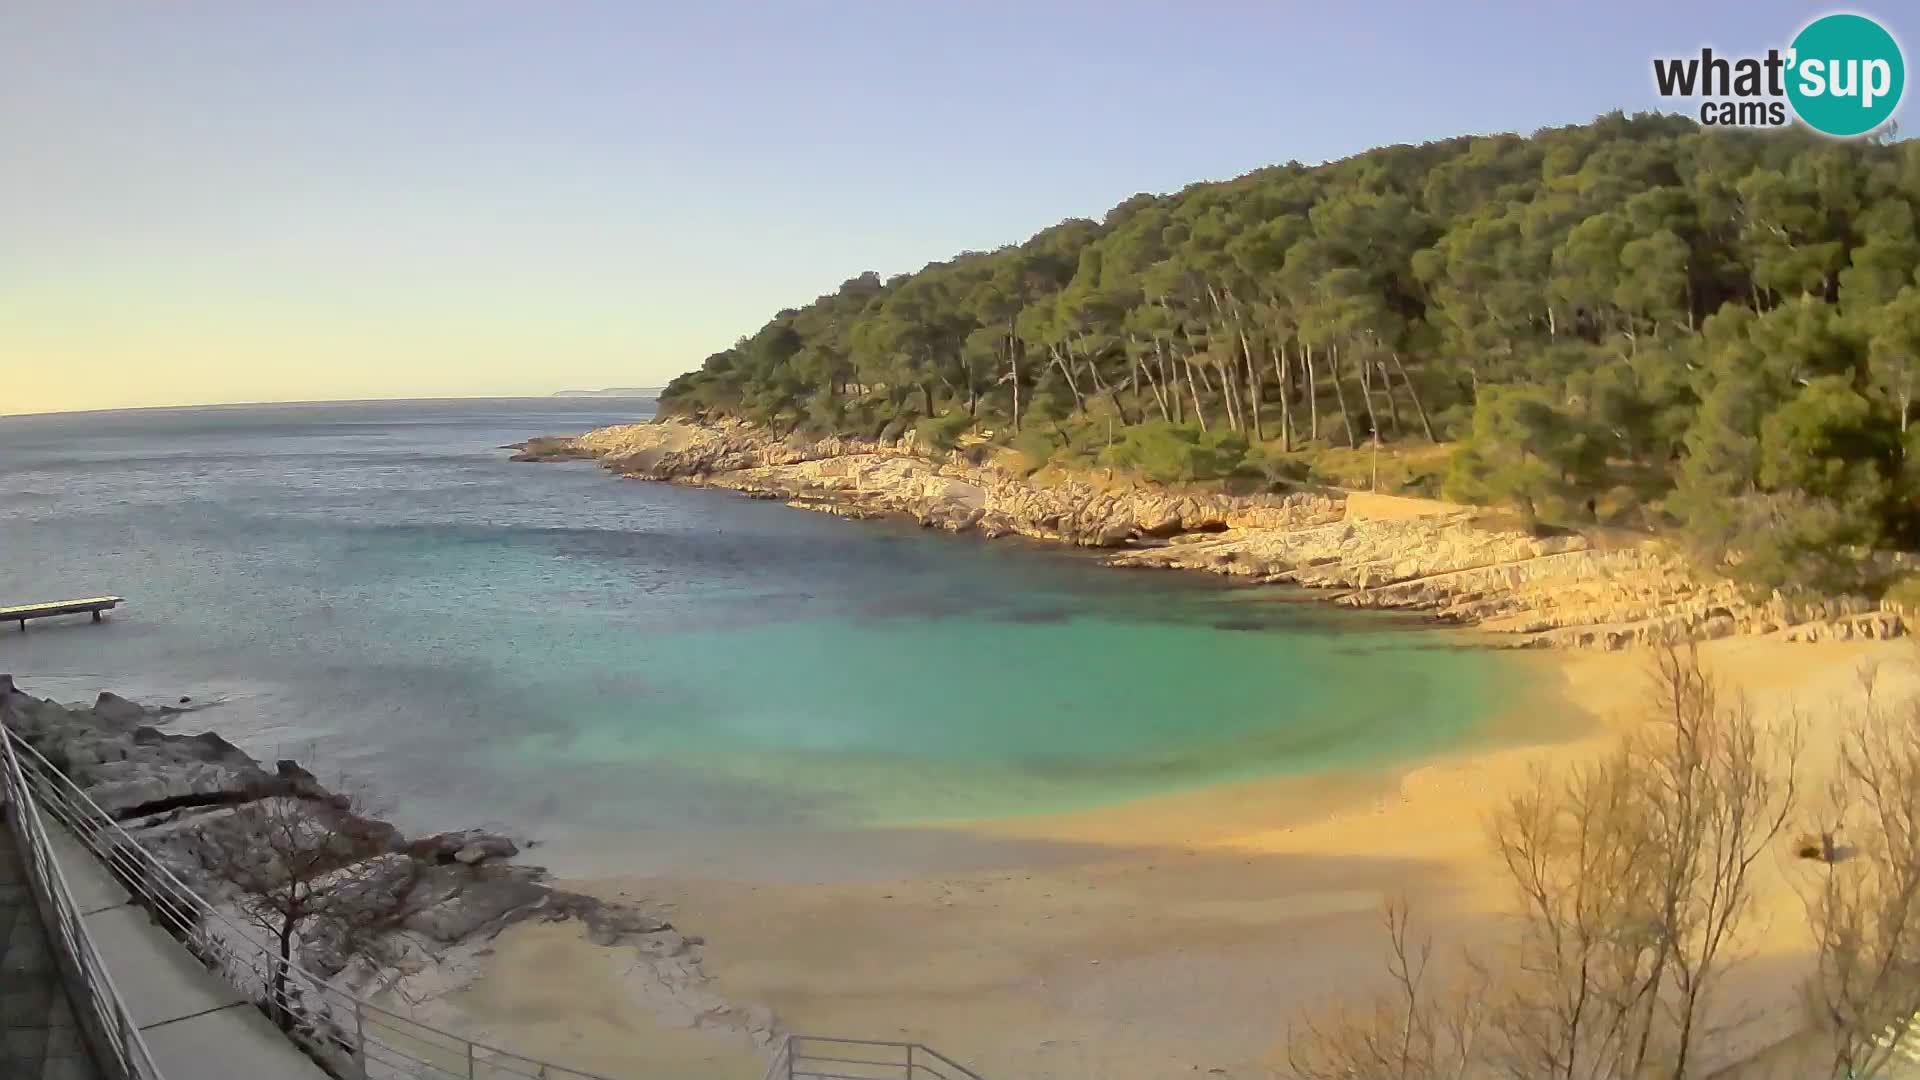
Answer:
439 636 1916 1080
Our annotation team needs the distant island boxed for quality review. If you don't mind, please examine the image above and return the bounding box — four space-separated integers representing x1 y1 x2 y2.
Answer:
552 387 660 398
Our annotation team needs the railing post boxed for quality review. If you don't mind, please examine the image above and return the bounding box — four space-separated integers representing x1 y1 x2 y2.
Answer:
12 726 670 1080
786 1036 797 1080
907 1043 915 1079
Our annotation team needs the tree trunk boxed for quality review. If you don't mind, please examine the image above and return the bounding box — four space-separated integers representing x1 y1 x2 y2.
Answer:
1083 350 1132 425
1357 345 1382 442
1009 354 1021 433
1049 345 1084 413
1382 357 1413 432
1183 357 1208 432
920 382 936 419
1305 345 1319 441
1330 342 1358 449
1897 360 1913 438
1389 351 1437 442
1630 953 1672 1078
1273 343 1292 452
1239 328 1264 443
1154 339 1181 424
1216 358 1240 432
1193 358 1216 397
273 916 296 1030
1008 322 1021 434
1135 350 1171 422
1377 360 1403 435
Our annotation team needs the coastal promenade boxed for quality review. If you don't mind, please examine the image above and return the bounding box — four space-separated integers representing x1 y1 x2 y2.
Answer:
3 821 327 1080
41 825 330 1079
0 825 98 1080
2 721 325 1080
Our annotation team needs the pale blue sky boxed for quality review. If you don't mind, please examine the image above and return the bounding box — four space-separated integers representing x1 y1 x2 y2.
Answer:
2 2 1909 413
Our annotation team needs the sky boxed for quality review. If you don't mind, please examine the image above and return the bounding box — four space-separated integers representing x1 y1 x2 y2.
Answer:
3 1 1913 415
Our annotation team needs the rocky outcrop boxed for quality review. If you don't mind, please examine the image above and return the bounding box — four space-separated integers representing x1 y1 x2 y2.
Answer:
1109 519 1900 648
544 417 1347 547
0 679 778 1052
504 436 598 463
516 419 1909 650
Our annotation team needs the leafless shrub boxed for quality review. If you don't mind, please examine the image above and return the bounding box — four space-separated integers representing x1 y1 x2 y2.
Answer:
1289 646 1798 1080
194 777 399 1030
1801 665 1920 1080
1288 898 1491 1080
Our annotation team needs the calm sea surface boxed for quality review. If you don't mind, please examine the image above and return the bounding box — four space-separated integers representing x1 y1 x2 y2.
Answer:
0 400 1522 875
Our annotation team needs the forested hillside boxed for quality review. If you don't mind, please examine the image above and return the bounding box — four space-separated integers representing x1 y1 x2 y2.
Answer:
660 112 1920 596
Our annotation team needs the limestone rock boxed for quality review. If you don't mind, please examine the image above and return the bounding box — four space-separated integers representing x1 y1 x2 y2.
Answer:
542 890 674 946
521 416 1910 651
400 865 549 943
92 691 150 725
0 680 705 1038
411 829 518 865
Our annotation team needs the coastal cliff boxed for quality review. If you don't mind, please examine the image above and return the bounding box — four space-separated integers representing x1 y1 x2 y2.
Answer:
516 418 1908 650
0 677 774 1059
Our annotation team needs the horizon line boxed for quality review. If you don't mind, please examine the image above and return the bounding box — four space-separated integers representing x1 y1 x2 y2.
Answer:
0 393 661 422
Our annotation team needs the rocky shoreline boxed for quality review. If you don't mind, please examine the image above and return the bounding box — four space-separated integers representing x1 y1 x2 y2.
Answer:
0 675 775 1063
513 417 1909 650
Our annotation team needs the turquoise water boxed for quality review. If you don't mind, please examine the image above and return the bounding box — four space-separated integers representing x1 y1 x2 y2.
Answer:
0 400 1517 857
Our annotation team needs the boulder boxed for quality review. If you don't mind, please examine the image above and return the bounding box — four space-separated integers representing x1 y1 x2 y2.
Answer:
329 852 419 913
92 691 147 722
409 829 518 865
88 763 249 815
400 865 548 943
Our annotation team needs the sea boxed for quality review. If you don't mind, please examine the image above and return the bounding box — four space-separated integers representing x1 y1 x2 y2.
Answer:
0 399 1520 877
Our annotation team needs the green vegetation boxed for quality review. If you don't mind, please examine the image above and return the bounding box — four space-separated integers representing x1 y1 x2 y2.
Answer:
1103 421 1248 484
662 113 1920 596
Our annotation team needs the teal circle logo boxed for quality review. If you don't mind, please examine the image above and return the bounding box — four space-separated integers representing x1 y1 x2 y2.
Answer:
1787 13 1905 137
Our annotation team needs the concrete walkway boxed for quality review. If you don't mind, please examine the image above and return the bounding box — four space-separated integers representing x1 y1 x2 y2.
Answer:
0 822 99 1080
43 827 331 1079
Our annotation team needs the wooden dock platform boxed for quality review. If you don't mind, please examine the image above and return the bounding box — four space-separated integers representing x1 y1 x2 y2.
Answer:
2 597 123 631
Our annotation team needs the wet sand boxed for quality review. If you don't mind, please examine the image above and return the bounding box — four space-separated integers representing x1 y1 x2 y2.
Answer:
440 637 1914 1080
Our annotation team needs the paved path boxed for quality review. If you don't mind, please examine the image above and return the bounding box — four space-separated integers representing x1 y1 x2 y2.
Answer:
0 821 99 1080
44 827 332 1080
2 807 330 1080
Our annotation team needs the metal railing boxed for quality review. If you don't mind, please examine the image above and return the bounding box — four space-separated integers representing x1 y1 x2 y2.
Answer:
3 724 624 1080
0 721 165 1080
764 1036 985 1080
5 724 991 1080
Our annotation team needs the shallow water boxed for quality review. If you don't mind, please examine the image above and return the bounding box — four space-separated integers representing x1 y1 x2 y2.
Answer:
0 400 1521 866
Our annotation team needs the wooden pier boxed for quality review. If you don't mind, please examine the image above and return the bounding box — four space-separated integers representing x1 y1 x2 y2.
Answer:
2 597 123 631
